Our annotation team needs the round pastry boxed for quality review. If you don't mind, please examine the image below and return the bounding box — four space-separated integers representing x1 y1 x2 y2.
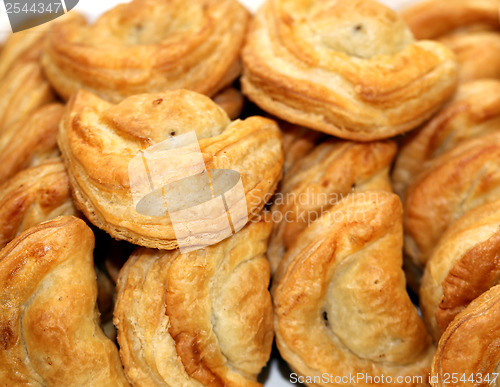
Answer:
431 285 500 387
401 0 500 40
273 192 434 386
0 216 129 386
404 132 500 268
268 138 396 273
0 60 54 134
0 103 63 185
438 31 500 82
393 79 500 197
420 199 500 342
58 89 283 250
241 0 458 141
114 218 273 387
42 0 250 103
0 160 78 249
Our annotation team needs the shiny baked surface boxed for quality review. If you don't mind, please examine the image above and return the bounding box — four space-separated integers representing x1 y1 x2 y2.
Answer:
0 159 78 249
114 218 273 386
0 216 129 386
242 0 458 141
42 0 250 102
273 192 434 386
58 88 283 249
432 285 500 387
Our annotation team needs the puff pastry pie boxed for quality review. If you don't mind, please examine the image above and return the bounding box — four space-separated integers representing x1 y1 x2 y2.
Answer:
0 160 78 249
273 192 434 385
0 216 129 386
393 79 500 197
268 138 396 273
420 199 500 342
114 218 273 386
241 0 458 141
58 89 283 249
42 0 250 103
0 103 63 185
404 132 500 268
431 285 500 387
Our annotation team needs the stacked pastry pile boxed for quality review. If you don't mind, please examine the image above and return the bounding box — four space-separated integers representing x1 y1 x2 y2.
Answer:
0 0 498 386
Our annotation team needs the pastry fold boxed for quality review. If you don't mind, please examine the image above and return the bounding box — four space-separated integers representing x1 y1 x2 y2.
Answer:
403 132 500 268
431 285 500 387
393 79 500 197
268 138 395 273
0 216 129 386
420 200 500 342
114 218 273 387
402 0 500 40
273 192 434 386
242 0 458 141
42 0 250 102
0 103 63 185
0 160 78 249
58 89 283 249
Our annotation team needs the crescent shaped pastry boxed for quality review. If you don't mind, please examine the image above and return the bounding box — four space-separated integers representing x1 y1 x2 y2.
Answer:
0 216 129 386
42 0 250 103
420 199 500 342
0 61 54 134
114 218 273 387
393 79 500 197
404 132 500 268
58 89 283 249
273 192 434 386
431 285 500 387
0 160 78 249
241 0 458 141
0 103 63 185
268 139 396 273
401 0 500 40
438 31 500 82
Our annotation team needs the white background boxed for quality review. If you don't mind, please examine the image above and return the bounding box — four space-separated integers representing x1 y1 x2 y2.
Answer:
0 0 418 386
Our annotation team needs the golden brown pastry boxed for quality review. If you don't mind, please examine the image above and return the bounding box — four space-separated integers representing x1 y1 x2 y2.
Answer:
241 0 458 141
404 132 500 268
212 87 245 120
420 199 500 342
438 31 500 82
0 160 78 249
0 103 63 185
401 0 500 40
58 89 283 250
0 12 78 80
393 79 500 197
273 192 434 386
431 285 500 387
114 218 273 387
42 0 250 103
280 122 325 174
268 139 396 273
0 216 129 386
0 60 54 134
